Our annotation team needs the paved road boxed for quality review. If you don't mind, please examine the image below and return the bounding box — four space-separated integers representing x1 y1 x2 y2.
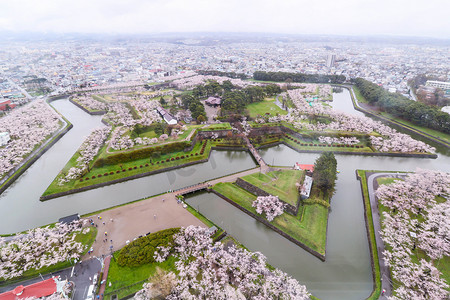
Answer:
7 77 32 100
366 171 407 299
0 258 101 300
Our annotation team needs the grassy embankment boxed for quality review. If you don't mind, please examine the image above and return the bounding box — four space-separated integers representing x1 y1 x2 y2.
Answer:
357 170 382 300
43 140 210 197
212 179 328 256
352 86 450 145
240 169 302 206
251 121 435 155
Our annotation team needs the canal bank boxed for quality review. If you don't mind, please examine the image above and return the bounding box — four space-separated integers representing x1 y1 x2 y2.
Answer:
1 92 449 300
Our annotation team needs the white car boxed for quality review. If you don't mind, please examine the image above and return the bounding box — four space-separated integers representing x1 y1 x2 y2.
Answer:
86 284 95 300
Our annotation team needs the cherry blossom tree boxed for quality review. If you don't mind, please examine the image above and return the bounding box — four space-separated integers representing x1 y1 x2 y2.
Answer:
0 220 90 280
0 99 62 179
135 226 310 300
252 195 286 222
59 126 111 183
376 169 450 299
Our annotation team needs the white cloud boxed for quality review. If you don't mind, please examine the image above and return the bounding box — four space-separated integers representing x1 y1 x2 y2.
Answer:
0 0 449 38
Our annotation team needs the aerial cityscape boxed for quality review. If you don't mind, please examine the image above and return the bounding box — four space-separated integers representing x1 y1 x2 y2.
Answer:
0 1 449 300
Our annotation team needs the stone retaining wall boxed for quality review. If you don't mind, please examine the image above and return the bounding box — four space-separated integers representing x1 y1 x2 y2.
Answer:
355 170 378 296
209 189 326 261
69 98 107 115
40 157 208 201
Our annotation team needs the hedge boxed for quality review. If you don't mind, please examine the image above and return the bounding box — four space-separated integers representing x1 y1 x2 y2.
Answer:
93 141 191 167
117 228 180 267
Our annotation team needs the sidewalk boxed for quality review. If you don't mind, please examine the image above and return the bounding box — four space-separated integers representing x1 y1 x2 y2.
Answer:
366 171 406 299
98 256 111 300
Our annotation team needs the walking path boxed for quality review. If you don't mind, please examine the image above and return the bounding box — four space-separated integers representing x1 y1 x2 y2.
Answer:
242 135 269 173
366 171 407 299
98 256 111 300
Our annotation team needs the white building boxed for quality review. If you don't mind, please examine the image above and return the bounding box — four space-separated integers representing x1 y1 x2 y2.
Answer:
426 80 450 90
0 132 10 146
326 54 336 68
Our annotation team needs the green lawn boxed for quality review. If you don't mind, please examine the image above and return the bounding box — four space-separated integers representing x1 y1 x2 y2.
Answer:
283 135 373 153
42 141 211 197
376 177 398 186
352 86 369 104
246 98 288 118
212 182 328 255
200 123 232 131
240 169 303 206
104 253 176 300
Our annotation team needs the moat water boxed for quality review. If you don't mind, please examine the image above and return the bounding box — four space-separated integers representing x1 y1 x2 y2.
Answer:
1 92 449 299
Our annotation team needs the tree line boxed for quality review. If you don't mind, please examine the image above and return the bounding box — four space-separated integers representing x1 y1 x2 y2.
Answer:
253 71 346 84
313 152 337 196
354 78 450 134
189 80 281 115
197 70 249 79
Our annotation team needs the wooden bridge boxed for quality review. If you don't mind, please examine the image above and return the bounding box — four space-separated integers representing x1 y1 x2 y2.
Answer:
174 182 210 196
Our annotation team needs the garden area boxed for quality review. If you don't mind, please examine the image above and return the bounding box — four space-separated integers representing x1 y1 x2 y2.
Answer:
104 226 226 300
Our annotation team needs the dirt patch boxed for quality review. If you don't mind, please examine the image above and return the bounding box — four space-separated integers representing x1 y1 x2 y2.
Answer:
83 193 205 260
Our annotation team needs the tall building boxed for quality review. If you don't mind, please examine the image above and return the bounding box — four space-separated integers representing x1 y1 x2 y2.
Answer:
326 54 336 68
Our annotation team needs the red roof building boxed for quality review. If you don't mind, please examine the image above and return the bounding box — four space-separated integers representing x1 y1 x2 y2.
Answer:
294 163 314 172
0 278 57 300
0 99 16 111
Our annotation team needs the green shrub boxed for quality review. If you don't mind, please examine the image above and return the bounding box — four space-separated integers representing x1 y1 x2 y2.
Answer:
117 228 180 267
303 198 330 208
93 141 190 167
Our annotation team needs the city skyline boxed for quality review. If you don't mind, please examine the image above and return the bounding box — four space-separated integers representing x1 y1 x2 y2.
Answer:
0 0 449 39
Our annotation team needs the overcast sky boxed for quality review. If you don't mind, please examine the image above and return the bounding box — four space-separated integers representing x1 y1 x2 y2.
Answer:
0 0 449 39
